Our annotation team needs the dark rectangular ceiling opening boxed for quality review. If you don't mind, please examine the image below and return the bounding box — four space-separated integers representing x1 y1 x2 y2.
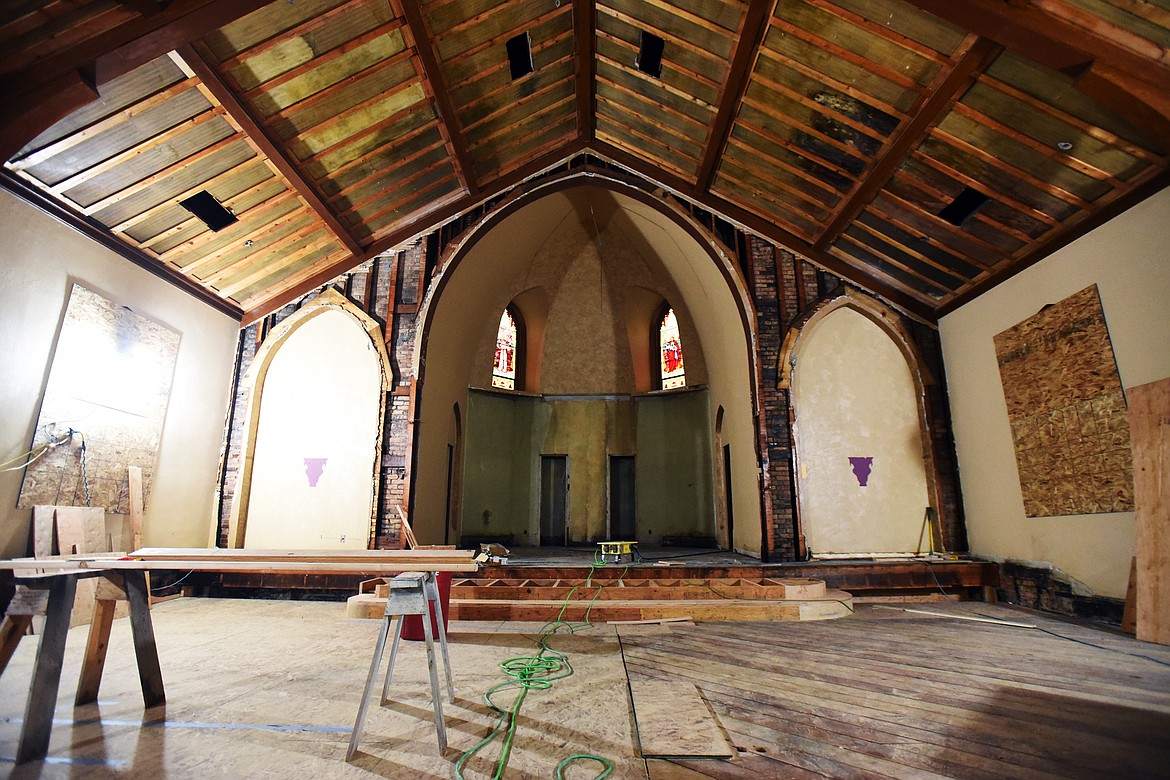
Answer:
179 190 237 231
506 32 533 80
938 187 990 226
636 31 664 78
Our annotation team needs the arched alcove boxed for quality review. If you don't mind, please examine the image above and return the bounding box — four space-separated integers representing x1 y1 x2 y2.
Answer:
228 290 392 549
411 176 762 553
789 298 933 555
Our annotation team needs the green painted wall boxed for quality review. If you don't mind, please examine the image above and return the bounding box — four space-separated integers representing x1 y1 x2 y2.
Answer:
460 387 714 546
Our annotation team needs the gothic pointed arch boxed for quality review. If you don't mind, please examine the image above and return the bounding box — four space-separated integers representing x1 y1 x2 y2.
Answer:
226 289 393 549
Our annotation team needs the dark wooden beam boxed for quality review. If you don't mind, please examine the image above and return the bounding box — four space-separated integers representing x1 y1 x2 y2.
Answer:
902 0 1170 93
590 140 937 323
813 36 1002 253
242 140 589 324
0 168 242 321
694 0 771 192
575 0 596 143
399 1 480 198
175 42 365 258
0 0 272 160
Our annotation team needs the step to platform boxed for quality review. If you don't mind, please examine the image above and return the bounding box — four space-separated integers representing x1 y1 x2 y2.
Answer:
347 575 853 623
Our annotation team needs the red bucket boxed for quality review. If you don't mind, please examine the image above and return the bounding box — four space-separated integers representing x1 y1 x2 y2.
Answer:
401 571 452 641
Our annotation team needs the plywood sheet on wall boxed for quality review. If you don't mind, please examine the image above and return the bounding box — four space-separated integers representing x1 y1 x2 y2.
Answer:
994 285 1132 517
18 284 179 514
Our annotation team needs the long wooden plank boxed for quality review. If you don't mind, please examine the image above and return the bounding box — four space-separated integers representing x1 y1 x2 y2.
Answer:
130 546 476 561
1130 376 1170 645
630 679 735 758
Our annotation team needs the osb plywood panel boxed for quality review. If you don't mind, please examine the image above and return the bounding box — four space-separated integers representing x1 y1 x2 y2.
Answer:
1129 377 1169 646
18 285 179 514
629 678 735 758
994 284 1133 517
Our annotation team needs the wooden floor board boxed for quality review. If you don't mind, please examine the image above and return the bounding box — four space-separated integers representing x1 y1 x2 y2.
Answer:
633 605 1170 780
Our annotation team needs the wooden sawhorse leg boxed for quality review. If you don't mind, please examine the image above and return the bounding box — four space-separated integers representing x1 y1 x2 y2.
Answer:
16 573 77 765
75 570 165 708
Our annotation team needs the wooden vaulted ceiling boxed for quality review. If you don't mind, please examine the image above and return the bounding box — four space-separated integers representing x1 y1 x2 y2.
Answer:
1 0 1168 325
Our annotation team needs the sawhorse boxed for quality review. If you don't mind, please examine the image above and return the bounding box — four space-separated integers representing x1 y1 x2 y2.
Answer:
348 571 453 759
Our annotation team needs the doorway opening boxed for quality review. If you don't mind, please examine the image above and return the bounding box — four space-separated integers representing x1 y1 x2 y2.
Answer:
609 455 636 540
540 455 567 545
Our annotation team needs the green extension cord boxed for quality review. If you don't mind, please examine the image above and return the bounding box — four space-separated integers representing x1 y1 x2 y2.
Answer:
455 563 625 779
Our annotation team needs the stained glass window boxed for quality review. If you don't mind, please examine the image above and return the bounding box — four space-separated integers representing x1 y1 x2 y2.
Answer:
659 308 685 389
492 309 517 390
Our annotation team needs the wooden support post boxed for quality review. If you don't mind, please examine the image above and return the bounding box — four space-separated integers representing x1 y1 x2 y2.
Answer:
1129 377 1170 645
76 574 126 705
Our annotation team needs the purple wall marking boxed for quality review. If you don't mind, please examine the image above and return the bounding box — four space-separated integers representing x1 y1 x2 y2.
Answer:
303 457 327 487
848 456 873 487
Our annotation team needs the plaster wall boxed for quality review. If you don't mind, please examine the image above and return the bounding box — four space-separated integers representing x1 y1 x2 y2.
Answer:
243 309 381 549
0 190 238 556
940 187 1170 598
792 307 929 554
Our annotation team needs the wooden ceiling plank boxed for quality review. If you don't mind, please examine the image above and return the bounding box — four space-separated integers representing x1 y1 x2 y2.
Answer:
597 5 730 63
950 101 1123 185
241 19 407 109
695 0 769 191
929 125 1095 210
911 150 1061 230
134 178 287 254
305 106 438 179
203 222 331 286
1103 0 1170 28
596 121 699 182
448 19 573 95
576 0 595 143
283 75 425 154
849 213 978 282
754 45 905 120
466 92 577 149
745 72 893 145
9 75 198 171
802 0 950 64
722 136 841 210
214 0 371 72
473 116 580 179
1 4 134 74
589 138 937 320
483 126 580 184
812 36 1000 252
901 0 1170 92
595 52 718 113
768 14 926 94
215 233 340 297
112 160 274 236
716 159 836 228
179 209 315 277
735 98 866 180
595 25 724 93
429 3 569 61
327 138 448 208
319 122 442 197
831 233 947 301
634 0 744 37
335 148 453 219
236 243 354 310
716 143 837 215
596 82 708 143
175 42 365 256
873 187 1016 262
82 132 244 217
890 166 1037 246
350 170 459 230
48 105 227 198
153 188 297 259
459 56 576 129
398 0 478 197
980 72 1164 165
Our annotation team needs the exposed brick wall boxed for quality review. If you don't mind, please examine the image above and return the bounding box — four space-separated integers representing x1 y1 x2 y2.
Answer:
995 560 1123 622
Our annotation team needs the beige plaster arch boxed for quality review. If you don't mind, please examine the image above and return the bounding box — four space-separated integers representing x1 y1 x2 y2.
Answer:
226 288 393 548
783 290 944 553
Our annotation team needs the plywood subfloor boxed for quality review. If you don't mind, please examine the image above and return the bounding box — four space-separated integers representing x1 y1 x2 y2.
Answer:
0 599 643 779
4 599 1169 778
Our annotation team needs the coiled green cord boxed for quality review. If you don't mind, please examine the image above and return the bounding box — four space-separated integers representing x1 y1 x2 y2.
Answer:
455 562 624 779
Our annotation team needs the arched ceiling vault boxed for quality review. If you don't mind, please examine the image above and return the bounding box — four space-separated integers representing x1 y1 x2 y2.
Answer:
2 0 1168 325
